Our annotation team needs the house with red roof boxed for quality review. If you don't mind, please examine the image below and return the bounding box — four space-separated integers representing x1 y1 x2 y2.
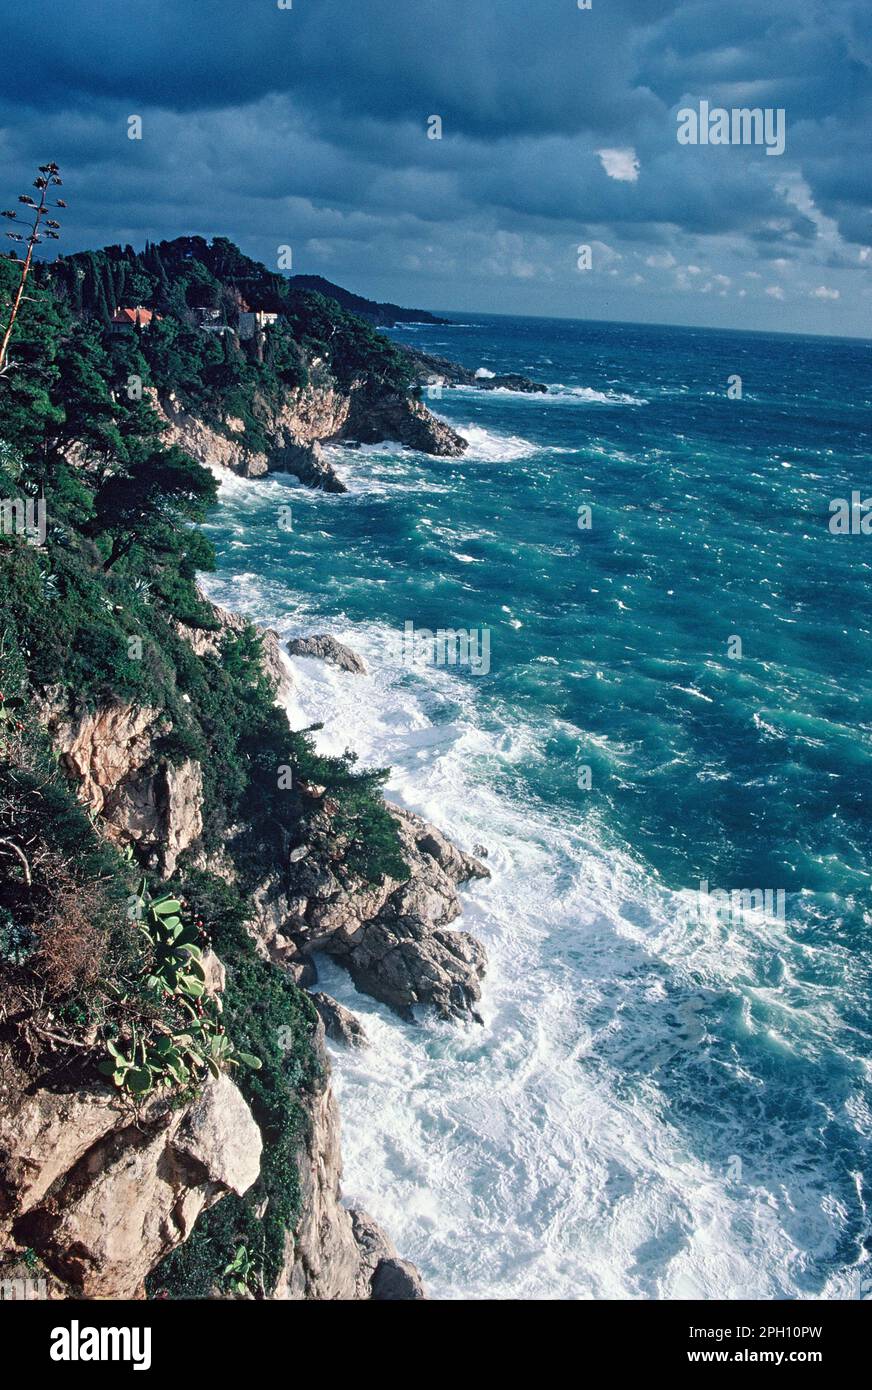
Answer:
110 306 156 332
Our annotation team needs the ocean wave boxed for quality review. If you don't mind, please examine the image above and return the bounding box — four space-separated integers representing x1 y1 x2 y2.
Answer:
321 443 454 496
392 321 473 330
324 431 545 478
547 383 648 405
289 634 862 1299
199 563 868 1301
456 423 540 461
445 382 646 405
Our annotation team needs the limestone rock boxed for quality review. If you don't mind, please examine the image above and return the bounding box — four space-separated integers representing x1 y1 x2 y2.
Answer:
344 389 467 457
173 1072 261 1197
276 1022 373 1298
274 1021 423 1299
3 1075 261 1299
273 441 347 494
287 952 318 988
51 702 163 815
43 700 203 877
349 1209 397 1278
104 756 203 878
146 373 467 504
252 804 489 1023
0 1088 123 1221
153 386 349 490
345 919 487 1024
310 992 368 1048
286 632 367 675
371 1258 427 1301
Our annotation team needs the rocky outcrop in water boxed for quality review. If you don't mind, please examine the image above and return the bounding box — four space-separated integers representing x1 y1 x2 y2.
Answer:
286 633 367 675
252 804 490 1023
274 441 346 493
399 344 548 394
153 386 350 491
310 993 368 1048
343 388 467 455
371 1257 427 1300
151 365 466 494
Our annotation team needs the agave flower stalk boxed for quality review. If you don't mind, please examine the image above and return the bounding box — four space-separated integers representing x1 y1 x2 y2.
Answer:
0 162 65 374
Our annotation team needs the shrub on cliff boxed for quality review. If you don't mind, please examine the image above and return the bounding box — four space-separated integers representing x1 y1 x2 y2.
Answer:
146 870 322 1299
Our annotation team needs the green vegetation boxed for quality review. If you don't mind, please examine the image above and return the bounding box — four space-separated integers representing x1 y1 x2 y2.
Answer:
0 245 406 877
285 272 446 328
97 882 261 1100
36 235 415 456
146 871 322 1299
0 695 160 1041
223 1245 258 1298
0 228 410 1296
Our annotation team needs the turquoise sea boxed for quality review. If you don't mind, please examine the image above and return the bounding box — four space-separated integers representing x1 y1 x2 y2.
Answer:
202 314 872 1299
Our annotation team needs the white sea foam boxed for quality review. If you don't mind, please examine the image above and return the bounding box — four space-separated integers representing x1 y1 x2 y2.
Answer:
199 561 866 1301
445 383 647 406
548 384 647 405
455 423 540 461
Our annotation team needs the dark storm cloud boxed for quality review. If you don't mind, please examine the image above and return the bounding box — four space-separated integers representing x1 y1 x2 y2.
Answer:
7 0 670 136
0 0 869 332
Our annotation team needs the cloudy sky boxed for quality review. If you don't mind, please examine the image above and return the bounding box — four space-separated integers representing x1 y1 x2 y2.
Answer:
2 0 870 335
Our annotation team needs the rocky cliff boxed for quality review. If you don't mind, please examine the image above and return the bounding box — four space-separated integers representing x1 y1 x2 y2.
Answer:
0 232 488 1303
249 802 489 1023
2 598 483 1301
275 1015 422 1300
44 698 202 879
0 1068 261 1299
152 364 466 495
0 957 419 1301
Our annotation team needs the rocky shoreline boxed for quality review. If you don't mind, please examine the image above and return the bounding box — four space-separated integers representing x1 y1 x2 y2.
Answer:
0 235 500 1303
151 341 548 497
152 370 467 496
1 595 488 1301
